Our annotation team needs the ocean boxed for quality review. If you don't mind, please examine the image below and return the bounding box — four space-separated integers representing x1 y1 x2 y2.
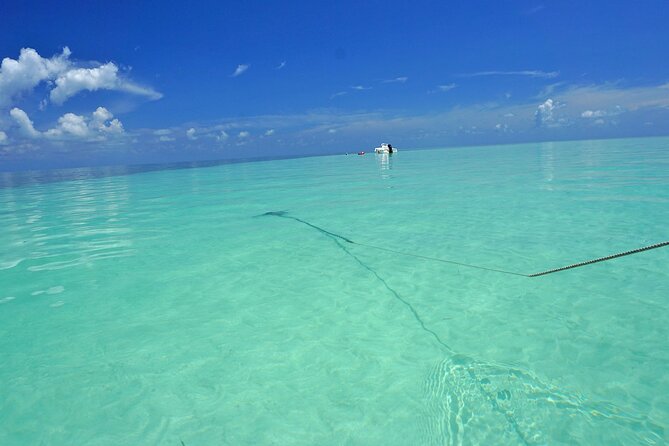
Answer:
1 137 668 445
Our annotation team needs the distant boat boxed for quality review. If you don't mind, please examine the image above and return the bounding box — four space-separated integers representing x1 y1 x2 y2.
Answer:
374 143 396 154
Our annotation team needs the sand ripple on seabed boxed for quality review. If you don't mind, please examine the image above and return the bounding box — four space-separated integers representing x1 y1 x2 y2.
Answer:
422 357 665 446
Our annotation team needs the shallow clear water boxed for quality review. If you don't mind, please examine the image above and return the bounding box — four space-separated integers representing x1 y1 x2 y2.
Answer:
1 137 668 445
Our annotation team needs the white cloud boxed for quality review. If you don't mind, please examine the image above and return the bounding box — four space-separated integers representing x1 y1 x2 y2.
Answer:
238 131 250 138
186 128 197 140
10 106 123 140
581 110 605 118
276 61 286 70
264 129 275 136
330 91 347 99
46 113 89 137
10 107 40 137
0 47 161 108
159 135 175 142
216 130 229 141
328 129 337 134
463 70 559 78
534 98 564 127
153 128 172 136
0 130 7 145
231 64 249 77
581 105 624 118
382 76 408 83
0 47 71 107
50 62 162 104
351 85 371 90
50 63 119 104
437 83 457 92
90 107 123 133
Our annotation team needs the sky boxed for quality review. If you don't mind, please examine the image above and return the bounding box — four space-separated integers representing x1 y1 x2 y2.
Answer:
1 0 669 171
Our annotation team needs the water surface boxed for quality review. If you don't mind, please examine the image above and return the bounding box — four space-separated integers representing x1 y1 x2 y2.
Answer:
1 138 668 445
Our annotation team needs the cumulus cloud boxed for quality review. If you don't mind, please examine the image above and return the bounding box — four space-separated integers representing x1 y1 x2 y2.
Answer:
46 113 89 137
231 64 249 77
186 128 197 140
90 107 123 133
0 47 71 107
238 130 250 138
216 130 229 141
534 98 565 127
0 47 161 110
0 130 7 145
10 107 40 137
50 62 162 104
264 129 275 136
10 106 123 139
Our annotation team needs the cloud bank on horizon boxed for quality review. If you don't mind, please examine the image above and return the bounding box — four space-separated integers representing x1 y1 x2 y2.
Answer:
2 46 669 168
1 0 669 169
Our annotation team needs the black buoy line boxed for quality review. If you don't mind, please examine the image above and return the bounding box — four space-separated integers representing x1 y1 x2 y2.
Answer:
259 211 669 277
527 240 669 277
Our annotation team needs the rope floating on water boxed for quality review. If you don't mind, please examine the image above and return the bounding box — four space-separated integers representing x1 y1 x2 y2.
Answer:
259 211 669 277
528 240 669 277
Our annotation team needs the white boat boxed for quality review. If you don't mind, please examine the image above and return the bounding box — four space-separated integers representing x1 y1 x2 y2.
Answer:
374 143 397 154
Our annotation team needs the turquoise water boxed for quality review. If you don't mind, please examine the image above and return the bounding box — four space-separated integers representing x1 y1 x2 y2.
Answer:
1 137 668 445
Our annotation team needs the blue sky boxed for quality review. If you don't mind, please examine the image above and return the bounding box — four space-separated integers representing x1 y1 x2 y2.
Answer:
1 0 669 170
